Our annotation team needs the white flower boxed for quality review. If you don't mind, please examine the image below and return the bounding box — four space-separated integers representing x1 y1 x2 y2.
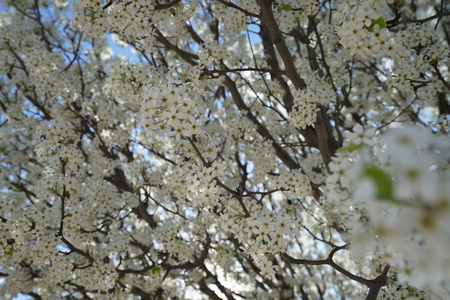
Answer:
346 124 375 145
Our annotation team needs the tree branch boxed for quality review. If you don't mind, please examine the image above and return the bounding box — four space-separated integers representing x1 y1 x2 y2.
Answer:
256 0 307 95
365 265 391 300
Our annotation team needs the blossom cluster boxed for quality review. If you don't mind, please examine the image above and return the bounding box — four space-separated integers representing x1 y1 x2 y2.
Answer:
139 77 207 141
1 0 449 298
72 0 197 37
334 0 397 56
221 205 299 278
325 125 450 295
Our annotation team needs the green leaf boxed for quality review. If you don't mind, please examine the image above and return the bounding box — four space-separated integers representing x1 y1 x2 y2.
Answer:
216 245 230 254
337 141 363 153
4 247 15 257
150 266 161 274
86 9 97 25
363 165 393 200
369 17 386 32
281 4 292 11
122 22 132 32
